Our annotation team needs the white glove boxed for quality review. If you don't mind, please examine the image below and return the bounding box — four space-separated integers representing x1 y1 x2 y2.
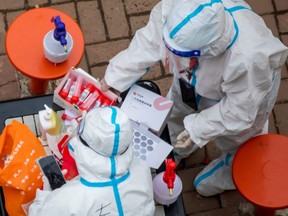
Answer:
175 130 199 153
100 78 121 96
175 130 194 149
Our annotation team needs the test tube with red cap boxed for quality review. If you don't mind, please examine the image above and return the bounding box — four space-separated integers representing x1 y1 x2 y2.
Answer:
77 83 94 106
59 76 75 99
70 76 84 104
79 89 101 111
66 81 76 102
100 96 112 107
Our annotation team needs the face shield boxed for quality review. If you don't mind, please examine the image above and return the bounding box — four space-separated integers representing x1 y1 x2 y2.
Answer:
165 48 199 81
164 47 189 74
163 22 200 84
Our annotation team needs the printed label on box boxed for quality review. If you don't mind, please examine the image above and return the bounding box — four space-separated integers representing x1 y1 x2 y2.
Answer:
120 84 173 135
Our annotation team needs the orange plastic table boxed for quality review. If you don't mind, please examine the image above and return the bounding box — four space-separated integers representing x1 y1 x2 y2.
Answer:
232 134 288 216
5 8 84 95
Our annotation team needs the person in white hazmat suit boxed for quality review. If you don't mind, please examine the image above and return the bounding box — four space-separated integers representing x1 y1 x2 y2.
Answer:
28 107 155 216
101 0 288 196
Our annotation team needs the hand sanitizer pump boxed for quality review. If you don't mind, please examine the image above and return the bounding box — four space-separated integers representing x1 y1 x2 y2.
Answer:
38 104 62 140
153 158 183 206
43 15 73 64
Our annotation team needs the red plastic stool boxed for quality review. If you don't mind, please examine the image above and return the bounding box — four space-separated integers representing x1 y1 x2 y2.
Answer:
5 8 84 95
232 134 288 216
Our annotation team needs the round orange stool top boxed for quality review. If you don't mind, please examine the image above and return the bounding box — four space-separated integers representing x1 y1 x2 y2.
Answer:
5 7 84 80
233 134 288 209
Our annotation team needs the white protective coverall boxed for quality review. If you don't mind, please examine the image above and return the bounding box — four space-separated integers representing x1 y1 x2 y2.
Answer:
28 107 155 216
104 0 288 196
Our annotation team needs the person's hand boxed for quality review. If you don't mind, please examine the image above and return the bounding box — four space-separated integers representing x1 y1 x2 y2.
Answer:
175 130 195 150
42 175 52 191
100 78 121 96
100 78 110 92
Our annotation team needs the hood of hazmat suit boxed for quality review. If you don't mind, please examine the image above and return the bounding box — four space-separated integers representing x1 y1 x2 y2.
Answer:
28 107 155 216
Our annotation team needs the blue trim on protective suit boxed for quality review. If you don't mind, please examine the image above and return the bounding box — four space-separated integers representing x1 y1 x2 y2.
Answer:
225 9 238 50
163 35 201 57
227 6 252 13
225 153 232 165
68 143 74 152
194 153 232 188
194 160 224 188
80 172 130 187
170 0 222 38
190 66 202 107
224 6 252 49
108 106 124 216
191 67 198 87
189 5 251 105
196 94 202 107
113 183 124 216
110 107 120 156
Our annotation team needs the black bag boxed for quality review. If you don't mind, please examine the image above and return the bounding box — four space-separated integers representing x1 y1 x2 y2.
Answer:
178 78 198 111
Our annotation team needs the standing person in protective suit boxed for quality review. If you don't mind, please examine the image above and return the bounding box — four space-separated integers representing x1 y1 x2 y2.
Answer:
28 107 155 216
100 0 288 196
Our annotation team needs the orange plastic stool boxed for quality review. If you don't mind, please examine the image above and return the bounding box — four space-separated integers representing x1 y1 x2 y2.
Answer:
5 8 84 95
232 134 288 216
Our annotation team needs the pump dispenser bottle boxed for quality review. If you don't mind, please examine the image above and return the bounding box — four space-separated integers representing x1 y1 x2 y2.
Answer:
43 15 73 64
153 158 183 206
38 104 62 140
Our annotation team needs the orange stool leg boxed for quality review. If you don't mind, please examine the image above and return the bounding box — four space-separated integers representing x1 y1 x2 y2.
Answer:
256 207 275 216
29 78 49 95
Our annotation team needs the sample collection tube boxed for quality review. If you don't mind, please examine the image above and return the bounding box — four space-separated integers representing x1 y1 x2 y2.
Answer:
79 89 101 110
66 81 76 102
58 75 116 111
71 76 84 104
59 76 75 99
77 83 94 106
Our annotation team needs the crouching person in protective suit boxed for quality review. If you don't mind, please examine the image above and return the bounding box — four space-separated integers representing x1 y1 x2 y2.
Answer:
28 107 155 216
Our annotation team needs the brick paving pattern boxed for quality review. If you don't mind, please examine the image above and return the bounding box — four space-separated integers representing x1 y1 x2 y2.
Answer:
0 0 288 215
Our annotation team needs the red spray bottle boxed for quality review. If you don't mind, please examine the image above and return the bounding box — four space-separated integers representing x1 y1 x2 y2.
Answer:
153 158 183 206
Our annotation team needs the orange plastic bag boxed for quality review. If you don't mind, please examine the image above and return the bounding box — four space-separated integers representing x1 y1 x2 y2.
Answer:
0 120 46 216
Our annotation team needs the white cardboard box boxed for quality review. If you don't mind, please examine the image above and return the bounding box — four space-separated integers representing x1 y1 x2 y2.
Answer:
53 67 118 116
120 84 174 136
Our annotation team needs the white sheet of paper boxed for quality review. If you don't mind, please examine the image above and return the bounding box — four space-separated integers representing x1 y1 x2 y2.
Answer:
130 121 173 169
